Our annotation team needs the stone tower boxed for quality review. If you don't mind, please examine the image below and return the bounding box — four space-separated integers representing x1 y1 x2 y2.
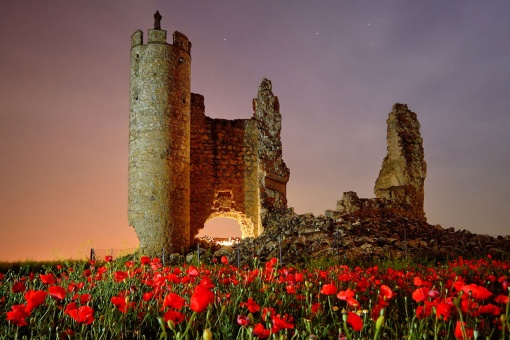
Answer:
128 14 192 256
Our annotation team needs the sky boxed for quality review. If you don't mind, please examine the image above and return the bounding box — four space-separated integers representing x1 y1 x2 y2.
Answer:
1 1 509 262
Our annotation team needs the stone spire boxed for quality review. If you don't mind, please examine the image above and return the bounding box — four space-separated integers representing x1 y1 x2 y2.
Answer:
374 103 427 220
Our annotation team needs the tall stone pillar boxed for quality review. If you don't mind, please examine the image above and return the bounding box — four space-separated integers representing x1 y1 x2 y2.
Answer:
374 103 427 220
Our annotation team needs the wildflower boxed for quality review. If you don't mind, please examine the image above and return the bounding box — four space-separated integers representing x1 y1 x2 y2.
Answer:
114 271 129 282
271 313 294 332
163 309 185 324
40 273 56 285
190 285 214 312
347 311 363 331
143 291 155 301
79 293 92 304
237 314 250 326
460 284 492 300
105 255 113 262
240 297 261 313
434 301 454 321
25 290 48 312
65 304 94 325
6 304 30 326
187 265 200 277
49 285 67 300
494 294 509 304
337 288 355 300
140 256 151 265
252 323 271 339
12 281 26 293
475 303 501 316
412 287 430 302
221 256 229 265
454 321 474 340
379 285 395 300
163 293 186 310
320 284 337 295
111 296 134 313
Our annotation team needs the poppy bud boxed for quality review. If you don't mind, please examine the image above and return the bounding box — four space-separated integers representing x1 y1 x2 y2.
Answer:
203 328 213 340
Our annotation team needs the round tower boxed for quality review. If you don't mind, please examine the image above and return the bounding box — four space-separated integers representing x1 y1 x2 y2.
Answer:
128 13 192 257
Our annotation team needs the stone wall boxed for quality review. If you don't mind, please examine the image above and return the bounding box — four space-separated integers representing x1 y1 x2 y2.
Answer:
190 94 261 239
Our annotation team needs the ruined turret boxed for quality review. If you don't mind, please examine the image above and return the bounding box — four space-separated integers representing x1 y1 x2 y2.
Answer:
374 103 427 220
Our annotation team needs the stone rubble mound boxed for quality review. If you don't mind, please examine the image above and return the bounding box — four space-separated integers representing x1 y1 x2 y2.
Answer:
193 208 510 266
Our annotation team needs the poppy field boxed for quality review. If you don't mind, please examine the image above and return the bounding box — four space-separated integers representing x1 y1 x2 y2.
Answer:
0 255 509 339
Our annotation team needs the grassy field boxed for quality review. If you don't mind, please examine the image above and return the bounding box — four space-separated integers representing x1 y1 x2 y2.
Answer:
0 254 509 339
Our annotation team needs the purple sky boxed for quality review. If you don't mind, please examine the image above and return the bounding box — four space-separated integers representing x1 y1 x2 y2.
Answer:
1 1 509 261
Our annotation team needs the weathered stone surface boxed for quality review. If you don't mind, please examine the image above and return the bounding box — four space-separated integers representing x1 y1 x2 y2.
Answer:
374 103 427 220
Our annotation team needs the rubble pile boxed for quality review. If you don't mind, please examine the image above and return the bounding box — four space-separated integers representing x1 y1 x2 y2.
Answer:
194 208 510 266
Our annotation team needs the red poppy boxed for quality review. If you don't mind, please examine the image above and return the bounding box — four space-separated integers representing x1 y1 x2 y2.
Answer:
346 296 360 307
311 302 320 314
337 288 355 300
240 297 261 313
271 313 294 332
143 291 155 301
190 285 214 312
347 312 363 331
105 255 113 262
379 285 395 300
475 303 501 316
454 321 474 340
6 304 30 327
460 284 492 300
494 294 509 304
237 314 250 326
12 281 26 293
24 290 48 312
65 304 95 325
286 284 296 294
434 302 454 320
163 293 186 310
114 271 129 282
49 285 67 300
187 265 200 277
320 284 337 295
221 256 229 265
79 294 92 304
140 256 151 265
412 287 430 302
252 323 271 339
163 309 185 324
39 273 56 285
111 296 134 313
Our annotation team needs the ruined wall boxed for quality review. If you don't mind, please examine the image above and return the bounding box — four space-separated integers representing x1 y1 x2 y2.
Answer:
253 79 290 219
374 103 427 220
336 103 427 221
190 94 261 239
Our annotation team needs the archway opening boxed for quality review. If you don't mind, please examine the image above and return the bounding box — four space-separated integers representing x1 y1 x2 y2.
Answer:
197 217 242 244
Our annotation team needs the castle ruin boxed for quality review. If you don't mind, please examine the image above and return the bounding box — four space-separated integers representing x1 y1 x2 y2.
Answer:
128 14 426 257
128 15 289 257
